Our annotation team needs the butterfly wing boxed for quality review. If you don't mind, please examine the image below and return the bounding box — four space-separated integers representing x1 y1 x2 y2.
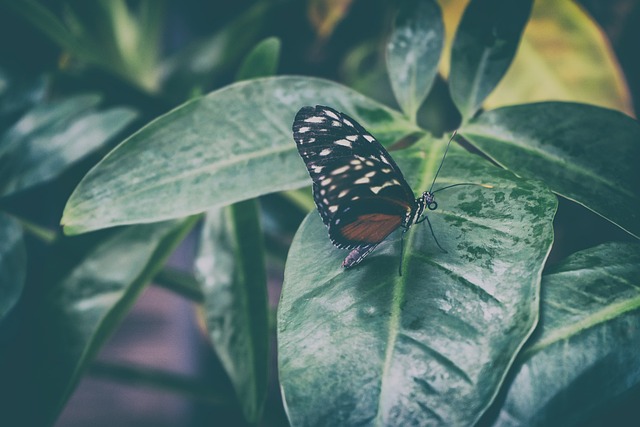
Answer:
293 105 416 252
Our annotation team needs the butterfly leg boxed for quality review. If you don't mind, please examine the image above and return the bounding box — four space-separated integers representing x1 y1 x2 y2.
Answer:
417 215 448 253
342 243 381 269
398 227 409 276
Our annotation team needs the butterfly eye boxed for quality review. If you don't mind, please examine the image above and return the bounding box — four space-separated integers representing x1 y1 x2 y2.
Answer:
427 201 438 211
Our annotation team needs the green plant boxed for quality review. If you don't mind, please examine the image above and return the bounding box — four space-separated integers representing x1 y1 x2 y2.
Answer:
1 0 638 425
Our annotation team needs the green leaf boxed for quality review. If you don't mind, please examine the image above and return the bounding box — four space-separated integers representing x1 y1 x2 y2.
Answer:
0 213 26 322
278 139 557 426
449 0 533 119
460 102 640 239
488 242 640 426
62 76 418 234
0 94 137 197
195 200 268 423
236 37 281 81
34 218 197 425
386 0 444 121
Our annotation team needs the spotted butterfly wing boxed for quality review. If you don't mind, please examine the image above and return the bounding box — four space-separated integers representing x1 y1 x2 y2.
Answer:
293 105 419 268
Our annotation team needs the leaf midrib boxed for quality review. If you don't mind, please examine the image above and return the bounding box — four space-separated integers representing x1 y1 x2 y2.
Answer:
68 143 296 214
373 137 444 425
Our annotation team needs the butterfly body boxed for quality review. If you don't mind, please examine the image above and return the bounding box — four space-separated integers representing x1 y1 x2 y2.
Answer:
293 105 438 269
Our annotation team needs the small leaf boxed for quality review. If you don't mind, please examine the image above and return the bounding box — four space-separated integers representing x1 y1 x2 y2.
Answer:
235 37 281 81
386 0 444 121
195 200 268 423
278 141 557 426
460 102 640 239
488 242 640 426
0 213 26 322
28 218 197 425
449 0 533 119
62 76 418 234
0 95 137 197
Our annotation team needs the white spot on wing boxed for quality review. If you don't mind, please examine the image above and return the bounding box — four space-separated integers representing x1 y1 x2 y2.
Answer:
364 135 375 142
334 139 352 148
305 116 325 123
370 181 397 194
331 165 350 175
324 110 339 120
298 126 310 133
328 205 339 213
338 190 349 198
343 118 355 127
346 135 358 142
354 177 370 184
320 148 332 156
312 165 324 173
321 178 332 186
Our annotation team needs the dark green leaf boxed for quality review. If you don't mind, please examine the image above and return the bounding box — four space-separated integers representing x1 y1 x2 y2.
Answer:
36 218 197 425
278 139 557 426
62 76 418 234
195 200 268 423
0 213 26 322
236 37 281 81
488 242 640 426
460 102 640 239
0 95 137 197
449 0 533 119
386 0 444 121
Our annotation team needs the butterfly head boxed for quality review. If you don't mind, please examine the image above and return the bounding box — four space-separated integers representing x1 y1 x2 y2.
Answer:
421 191 437 211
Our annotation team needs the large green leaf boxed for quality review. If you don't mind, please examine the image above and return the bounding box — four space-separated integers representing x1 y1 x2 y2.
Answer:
0 94 137 197
386 0 443 121
449 0 533 120
487 242 640 426
460 102 640 239
195 201 268 423
62 76 418 234
278 138 557 426
0 213 25 322
31 218 197 425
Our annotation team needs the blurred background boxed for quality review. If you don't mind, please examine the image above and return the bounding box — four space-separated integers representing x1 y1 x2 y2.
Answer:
0 0 638 425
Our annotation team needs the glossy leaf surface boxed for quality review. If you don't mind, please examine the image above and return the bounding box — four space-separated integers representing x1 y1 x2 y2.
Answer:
62 77 417 234
489 242 640 426
461 102 640 238
386 0 443 121
34 218 197 425
279 140 557 426
196 201 268 423
0 94 137 197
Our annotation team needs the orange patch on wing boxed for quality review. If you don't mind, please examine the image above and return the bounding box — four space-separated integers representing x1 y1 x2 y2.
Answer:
340 213 402 243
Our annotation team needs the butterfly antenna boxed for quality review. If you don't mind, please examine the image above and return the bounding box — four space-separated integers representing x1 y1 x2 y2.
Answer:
432 182 494 194
428 130 457 193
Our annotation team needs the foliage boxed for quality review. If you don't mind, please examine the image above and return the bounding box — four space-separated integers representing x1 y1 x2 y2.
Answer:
0 0 638 425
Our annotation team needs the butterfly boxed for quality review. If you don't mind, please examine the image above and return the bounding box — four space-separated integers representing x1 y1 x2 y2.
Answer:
293 105 451 273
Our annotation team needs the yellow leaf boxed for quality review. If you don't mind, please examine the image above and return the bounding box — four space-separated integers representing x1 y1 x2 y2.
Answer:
438 0 634 116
